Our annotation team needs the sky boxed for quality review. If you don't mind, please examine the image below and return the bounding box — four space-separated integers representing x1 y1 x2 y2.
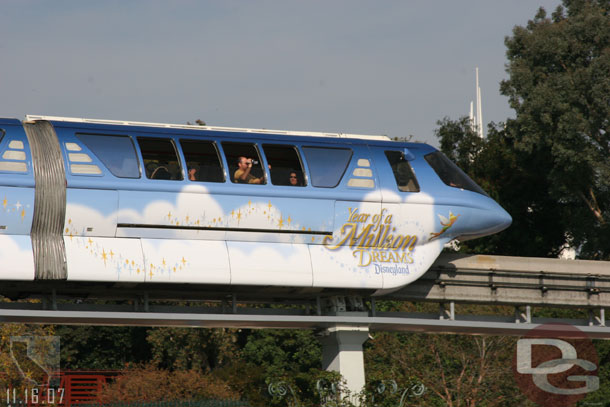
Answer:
1 1 563 145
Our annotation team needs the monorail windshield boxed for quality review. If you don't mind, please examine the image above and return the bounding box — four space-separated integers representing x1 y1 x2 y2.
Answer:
424 151 487 196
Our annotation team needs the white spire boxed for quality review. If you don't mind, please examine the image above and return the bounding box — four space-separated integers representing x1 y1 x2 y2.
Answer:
469 68 485 138
476 67 484 138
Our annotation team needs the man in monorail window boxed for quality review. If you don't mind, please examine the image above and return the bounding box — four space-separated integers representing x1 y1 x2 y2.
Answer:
234 156 263 184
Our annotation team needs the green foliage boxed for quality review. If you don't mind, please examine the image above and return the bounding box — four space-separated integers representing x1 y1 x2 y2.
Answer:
436 1 610 259
224 329 324 406
500 0 610 259
147 327 239 372
365 332 528 406
581 339 610 405
240 330 321 376
56 325 150 370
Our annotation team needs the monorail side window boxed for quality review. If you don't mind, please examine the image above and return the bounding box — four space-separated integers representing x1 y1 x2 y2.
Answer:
76 134 140 178
221 142 266 185
262 144 306 186
137 137 183 180
302 147 352 188
180 139 225 183
424 151 487 196
385 151 420 192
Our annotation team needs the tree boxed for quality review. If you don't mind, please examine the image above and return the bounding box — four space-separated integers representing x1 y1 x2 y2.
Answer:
147 327 239 372
97 364 240 402
500 0 610 259
57 326 151 370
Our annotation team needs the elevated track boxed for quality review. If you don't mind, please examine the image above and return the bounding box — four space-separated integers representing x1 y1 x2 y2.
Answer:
1 253 609 337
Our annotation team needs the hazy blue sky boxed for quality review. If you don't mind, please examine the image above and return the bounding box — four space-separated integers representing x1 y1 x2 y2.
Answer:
1 1 562 145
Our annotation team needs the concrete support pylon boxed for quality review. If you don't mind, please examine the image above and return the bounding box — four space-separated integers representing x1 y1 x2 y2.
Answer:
318 325 369 402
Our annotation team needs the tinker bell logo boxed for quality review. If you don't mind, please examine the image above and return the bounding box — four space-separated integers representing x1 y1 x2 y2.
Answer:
429 212 460 241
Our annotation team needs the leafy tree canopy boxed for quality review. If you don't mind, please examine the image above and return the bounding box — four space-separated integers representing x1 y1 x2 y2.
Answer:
437 0 609 259
500 0 610 258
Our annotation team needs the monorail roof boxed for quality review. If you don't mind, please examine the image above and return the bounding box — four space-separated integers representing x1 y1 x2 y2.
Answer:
16 115 432 151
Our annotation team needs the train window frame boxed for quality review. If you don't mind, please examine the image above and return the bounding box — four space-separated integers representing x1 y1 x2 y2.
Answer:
179 139 226 183
221 141 267 185
424 151 487 196
137 137 184 181
76 133 141 178
302 146 352 188
384 150 420 192
262 144 306 187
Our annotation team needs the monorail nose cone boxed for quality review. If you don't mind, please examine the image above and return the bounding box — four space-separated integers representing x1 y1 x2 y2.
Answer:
496 205 512 232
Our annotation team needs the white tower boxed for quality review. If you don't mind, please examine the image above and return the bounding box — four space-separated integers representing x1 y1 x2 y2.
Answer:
469 67 484 138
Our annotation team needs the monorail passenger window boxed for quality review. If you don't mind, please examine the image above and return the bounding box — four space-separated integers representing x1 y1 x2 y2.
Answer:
302 147 352 188
137 137 183 180
385 151 420 192
262 144 306 186
424 151 487 196
221 142 266 185
180 140 224 183
76 134 140 178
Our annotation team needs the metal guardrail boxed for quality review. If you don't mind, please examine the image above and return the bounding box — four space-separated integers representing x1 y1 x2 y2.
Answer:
390 253 610 307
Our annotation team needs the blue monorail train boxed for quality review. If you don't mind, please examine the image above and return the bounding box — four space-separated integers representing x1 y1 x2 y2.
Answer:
0 115 510 297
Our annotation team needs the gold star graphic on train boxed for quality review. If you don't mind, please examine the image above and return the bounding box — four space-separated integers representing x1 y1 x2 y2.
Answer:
131 260 135 266
109 250 115 259
181 257 187 266
173 266 176 273
236 210 242 223
2 197 6 209
101 249 108 266
125 259 129 264
65 227 69 233
162 258 166 266
248 200 252 207
167 211 172 220
268 201 273 211
136 267 141 273
149 270 153 279
185 215 190 222
68 218 72 224
231 210 235 217
287 216 292 225
88 238 94 246
21 209 25 221
277 217 284 229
